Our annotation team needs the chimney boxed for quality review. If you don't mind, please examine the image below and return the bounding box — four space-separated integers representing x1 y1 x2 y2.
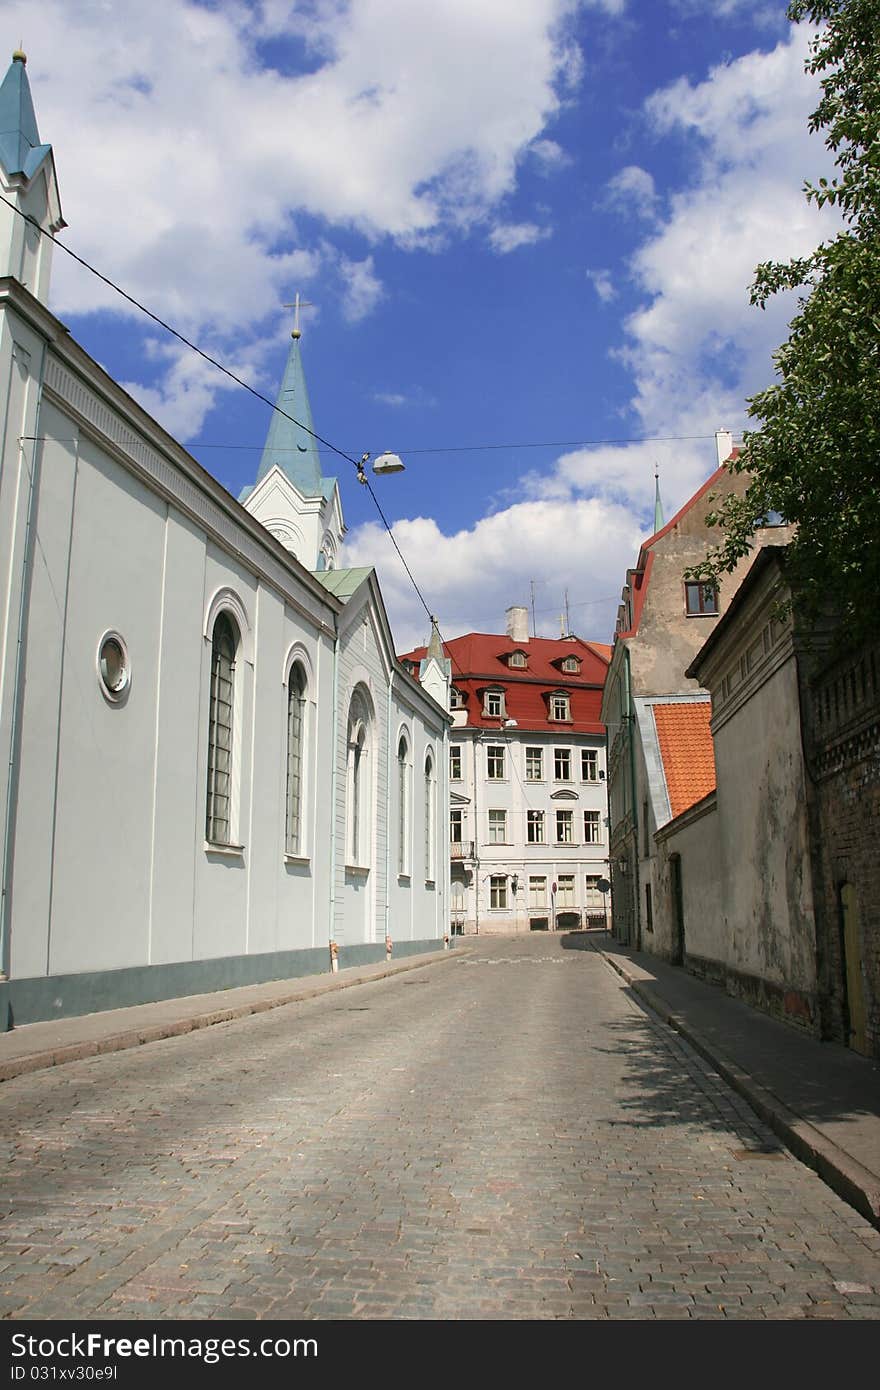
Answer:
715 429 734 466
506 605 529 644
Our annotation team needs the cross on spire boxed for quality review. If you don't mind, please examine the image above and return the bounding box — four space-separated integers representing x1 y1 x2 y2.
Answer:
283 292 314 340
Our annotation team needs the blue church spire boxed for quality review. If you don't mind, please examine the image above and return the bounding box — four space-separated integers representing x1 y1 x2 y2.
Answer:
242 297 327 501
0 50 53 180
653 464 665 533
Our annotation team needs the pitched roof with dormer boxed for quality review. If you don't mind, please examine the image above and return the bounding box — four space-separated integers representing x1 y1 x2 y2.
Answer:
399 632 609 734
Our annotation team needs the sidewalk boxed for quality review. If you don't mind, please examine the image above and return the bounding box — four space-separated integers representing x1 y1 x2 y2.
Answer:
586 931 880 1231
0 947 459 1084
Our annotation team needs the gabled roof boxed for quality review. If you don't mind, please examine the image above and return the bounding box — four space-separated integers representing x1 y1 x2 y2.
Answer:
312 565 373 600
399 631 609 734
616 463 732 641
653 700 716 819
0 52 53 181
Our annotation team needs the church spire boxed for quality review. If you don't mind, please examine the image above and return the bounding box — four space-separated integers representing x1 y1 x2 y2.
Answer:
0 50 65 304
653 464 665 533
246 313 325 499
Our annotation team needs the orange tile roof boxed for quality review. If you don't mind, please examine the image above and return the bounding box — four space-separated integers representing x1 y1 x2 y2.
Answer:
653 702 716 818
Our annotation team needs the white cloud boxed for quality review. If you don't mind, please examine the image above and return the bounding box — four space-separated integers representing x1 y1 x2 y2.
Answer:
602 165 658 221
488 222 553 254
586 268 616 303
344 497 643 652
530 138 571 173
338 255 384 322
7 0 589 449
348 27 842 650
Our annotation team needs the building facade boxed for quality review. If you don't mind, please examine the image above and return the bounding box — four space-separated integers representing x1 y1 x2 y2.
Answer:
601 440 793 947
0 52 449 1028
402 608 611 934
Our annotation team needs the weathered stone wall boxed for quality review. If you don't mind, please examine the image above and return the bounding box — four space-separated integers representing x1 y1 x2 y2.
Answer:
802 642 880 1058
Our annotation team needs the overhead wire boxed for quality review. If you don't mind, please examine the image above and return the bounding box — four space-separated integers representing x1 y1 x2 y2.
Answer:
0 193 448 645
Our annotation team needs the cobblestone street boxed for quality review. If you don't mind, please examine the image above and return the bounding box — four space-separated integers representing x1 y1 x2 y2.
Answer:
2 935 879 1320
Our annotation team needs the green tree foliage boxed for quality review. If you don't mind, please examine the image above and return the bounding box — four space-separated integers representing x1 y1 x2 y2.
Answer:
690 0 880 640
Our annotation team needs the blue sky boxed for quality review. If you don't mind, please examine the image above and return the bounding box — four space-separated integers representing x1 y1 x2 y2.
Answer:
9 0 837 649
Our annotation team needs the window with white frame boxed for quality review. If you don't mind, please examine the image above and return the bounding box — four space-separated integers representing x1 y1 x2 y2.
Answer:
206 611 238 845
585 875 603 909
449 744 462 780
347 692 371 867
581 749 598 781
488 809 507 844
561 656 580 673
584 810 601 844
555 808 573 843
554 748 571 781
525 746 543 781
508 650 527 668
397 736 409 874
527 810 545 844
450 808 463 844
486 744 505 779
490 875 507 909
449 686 466 709
550 692 570 721
557 874 575 907
424 753 435 881
484 688 505 718
285 662 307 854
529 875 547 909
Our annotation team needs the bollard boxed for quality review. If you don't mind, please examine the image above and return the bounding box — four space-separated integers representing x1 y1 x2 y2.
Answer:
329 939 339 974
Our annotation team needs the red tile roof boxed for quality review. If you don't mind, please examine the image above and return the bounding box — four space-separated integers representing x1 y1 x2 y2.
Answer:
399 632 609 735
653 701 716 818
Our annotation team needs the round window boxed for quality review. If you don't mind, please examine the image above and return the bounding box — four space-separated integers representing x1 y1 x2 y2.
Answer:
97 632 130 701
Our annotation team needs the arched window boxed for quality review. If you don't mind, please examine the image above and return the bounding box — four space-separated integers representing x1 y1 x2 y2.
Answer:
286 663 307 854
424 752 435 881
397 735 409 874
206 612 238 844
347 690 371 868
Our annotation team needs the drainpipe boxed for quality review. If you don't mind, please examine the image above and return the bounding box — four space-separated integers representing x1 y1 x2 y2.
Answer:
472 731 480 935
624 645 641 950
385 670 393 947
1 340 49 983
327 623 340 967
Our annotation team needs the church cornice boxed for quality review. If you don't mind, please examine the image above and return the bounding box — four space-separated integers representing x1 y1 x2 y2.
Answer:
0 277 341 637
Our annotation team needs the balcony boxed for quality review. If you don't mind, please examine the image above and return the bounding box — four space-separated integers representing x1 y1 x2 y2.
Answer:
450 840 475 861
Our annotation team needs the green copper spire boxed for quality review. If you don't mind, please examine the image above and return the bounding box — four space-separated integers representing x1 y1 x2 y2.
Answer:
0 50 53 180
245 330 325 499
653 464 665 533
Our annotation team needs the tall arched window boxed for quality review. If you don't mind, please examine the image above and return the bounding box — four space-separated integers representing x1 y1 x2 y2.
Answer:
398 736 409 874
286 662 307 854
206 611 238 844
424 751 435 881
347 690 371 868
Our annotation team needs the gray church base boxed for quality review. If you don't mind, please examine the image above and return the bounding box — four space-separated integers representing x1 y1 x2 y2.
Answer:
0 938 443 1030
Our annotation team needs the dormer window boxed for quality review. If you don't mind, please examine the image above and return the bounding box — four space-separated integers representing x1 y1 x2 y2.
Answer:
449 687 466 710
483 688 506 718
561 656 580 673
550 692 570 721
507 650 528 669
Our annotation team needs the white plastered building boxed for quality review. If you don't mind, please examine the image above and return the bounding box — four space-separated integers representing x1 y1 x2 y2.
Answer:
0 51 449 1027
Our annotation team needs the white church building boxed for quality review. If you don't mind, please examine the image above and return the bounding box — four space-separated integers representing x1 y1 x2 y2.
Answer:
0 50 450 1028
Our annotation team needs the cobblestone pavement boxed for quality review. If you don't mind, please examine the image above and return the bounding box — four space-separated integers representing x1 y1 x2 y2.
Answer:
2 935 879 1320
